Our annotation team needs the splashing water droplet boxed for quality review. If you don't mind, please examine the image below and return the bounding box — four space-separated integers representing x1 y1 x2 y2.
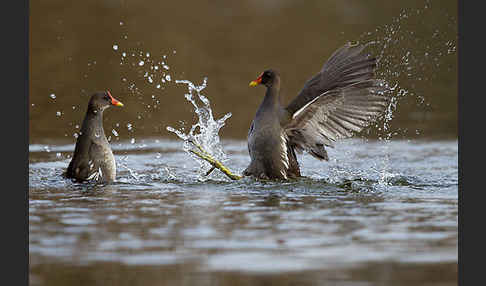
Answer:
138 60 144 66
112 129 119 137
130 138 135 144
50 93 56 99
165 75 171 81
56 111 62 117
167 78 232 179
113 44 118 51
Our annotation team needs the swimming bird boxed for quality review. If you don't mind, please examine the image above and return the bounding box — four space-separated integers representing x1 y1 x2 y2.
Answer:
244 42 390 180
65 91 124 183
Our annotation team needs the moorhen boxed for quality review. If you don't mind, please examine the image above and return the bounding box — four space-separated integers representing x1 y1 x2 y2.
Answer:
65 91 124 183
244 42 390 180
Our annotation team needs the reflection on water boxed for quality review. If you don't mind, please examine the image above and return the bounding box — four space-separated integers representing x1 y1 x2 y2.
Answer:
29 139 458 285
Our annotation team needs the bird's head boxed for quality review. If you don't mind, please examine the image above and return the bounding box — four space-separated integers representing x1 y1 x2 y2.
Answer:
249 69 280 88
88 91 124 113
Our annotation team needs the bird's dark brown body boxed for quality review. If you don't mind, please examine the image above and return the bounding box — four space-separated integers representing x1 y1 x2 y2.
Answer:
244 43 391 180
65 91 123 183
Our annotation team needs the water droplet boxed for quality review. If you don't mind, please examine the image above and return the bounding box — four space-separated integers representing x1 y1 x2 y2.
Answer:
122 52 126 57
56 111 62 117
112 129 119 137
127 123 133 131
156 84 161 89
113 44 118 51
119 21 124 26
146 52 150 57
49 93 56 99
165 75 171 81
56 152 62 158
130 138 135 144
138 60 144 66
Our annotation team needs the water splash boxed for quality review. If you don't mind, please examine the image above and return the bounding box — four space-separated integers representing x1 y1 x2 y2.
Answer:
166 78 232 179
340 2 456 188
117 156 140 181
358 1 456 133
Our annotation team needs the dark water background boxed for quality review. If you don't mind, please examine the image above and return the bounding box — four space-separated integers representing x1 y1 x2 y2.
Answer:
30 0 457 144
29 0 457 285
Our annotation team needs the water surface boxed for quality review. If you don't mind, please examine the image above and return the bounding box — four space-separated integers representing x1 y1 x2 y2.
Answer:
29 138 458 285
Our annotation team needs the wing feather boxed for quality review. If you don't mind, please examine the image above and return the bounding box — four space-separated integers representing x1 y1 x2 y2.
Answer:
286 79 391 160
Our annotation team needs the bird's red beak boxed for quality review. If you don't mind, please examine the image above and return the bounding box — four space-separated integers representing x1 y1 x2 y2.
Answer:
249 74 263 87
106 90 124 107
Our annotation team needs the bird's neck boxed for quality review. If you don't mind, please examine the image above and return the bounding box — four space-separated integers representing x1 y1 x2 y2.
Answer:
262 85 281 109
81 108 106 140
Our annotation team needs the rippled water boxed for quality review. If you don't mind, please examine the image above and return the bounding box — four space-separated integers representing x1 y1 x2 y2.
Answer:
29 138 458 285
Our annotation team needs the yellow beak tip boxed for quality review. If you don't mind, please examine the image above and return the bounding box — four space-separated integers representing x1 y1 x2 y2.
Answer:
249 81 258 87
116 102 124 107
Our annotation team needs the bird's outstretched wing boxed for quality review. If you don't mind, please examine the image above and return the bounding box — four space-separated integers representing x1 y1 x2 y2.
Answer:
286 42 377 116
285 79 391 160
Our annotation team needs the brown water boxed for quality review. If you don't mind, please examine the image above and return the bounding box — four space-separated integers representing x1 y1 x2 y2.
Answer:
29 0 457 285
30 0 457 143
